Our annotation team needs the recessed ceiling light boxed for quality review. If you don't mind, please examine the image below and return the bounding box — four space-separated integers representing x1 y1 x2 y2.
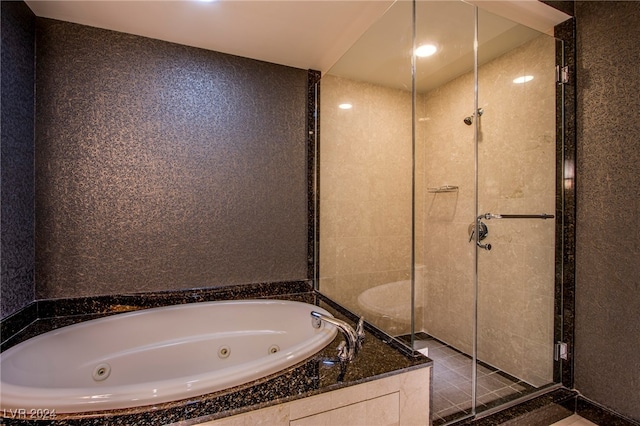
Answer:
513 75 534 84
338 103 353 110
415 44 438 58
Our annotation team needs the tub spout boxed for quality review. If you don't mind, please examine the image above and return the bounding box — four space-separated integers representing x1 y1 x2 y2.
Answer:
311 311 363 362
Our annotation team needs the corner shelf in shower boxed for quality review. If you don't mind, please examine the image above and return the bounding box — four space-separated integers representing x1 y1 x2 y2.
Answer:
427 185 459 193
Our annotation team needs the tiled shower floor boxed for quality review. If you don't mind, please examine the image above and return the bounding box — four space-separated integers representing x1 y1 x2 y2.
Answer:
407 333 536 425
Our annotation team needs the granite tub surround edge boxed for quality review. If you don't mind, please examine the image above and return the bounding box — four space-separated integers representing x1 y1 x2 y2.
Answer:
0 280 313 351
0 288 431 425
0 301 38 346
36 280 314 318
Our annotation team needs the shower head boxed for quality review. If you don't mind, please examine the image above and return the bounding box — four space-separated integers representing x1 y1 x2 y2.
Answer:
463 108 484 125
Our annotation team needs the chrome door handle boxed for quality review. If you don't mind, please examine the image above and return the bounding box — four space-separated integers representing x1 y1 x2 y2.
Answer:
478 213 554 220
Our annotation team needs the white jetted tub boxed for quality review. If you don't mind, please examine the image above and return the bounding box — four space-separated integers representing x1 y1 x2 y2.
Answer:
0 299 337 413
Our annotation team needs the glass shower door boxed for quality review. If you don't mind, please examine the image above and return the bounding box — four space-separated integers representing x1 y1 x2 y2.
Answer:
318 0 415 340
475 8 560 410
414 1 477 423
317 2 566 424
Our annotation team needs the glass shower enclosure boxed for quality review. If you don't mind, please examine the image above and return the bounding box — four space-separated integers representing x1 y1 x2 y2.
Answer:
316 0 568 423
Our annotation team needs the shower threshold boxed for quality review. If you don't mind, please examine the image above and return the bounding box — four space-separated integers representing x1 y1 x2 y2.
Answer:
397 332 539 425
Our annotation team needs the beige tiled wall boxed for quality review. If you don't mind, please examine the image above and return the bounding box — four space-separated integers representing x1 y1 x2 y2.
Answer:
320 33 556 386
419 34 556 386
319 75 415 336
197 367 430 426
416 62 476 356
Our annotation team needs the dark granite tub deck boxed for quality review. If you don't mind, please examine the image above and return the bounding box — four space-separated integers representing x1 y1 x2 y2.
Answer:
0 281 431 426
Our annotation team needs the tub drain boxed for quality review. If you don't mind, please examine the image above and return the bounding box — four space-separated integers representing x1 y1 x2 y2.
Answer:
92 363 111 382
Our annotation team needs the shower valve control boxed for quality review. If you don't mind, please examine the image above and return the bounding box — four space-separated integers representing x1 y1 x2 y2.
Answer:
468 221 489 243
469 221 491 250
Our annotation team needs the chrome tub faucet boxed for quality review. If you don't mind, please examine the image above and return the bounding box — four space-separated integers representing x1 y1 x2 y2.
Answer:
311 311 365 362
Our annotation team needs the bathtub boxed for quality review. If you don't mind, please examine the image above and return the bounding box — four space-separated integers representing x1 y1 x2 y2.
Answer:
0 299 337 414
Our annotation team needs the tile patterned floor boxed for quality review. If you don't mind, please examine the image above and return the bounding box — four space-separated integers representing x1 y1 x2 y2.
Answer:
412 334 536 425
550 414 599 426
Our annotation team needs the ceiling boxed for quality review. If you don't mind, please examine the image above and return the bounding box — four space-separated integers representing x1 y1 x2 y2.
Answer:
25 0 570 85
330 1 564 92
25 0 394 73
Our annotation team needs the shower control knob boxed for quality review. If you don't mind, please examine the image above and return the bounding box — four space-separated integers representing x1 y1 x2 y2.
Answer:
468 221 489 242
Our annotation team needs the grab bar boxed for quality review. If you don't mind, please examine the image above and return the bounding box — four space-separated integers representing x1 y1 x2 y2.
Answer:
478 213 554 220
474 213 555 251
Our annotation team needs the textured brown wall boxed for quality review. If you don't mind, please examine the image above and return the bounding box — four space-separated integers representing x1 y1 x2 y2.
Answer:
35 19 309 299
575 1 640 421
1 1 36 319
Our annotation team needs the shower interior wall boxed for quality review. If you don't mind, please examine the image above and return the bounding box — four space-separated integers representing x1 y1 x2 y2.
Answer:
319 74 415 335
320 34 556 387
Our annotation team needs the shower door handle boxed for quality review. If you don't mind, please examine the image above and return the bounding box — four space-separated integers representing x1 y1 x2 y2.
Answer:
478 213 554 220
473 213 553 251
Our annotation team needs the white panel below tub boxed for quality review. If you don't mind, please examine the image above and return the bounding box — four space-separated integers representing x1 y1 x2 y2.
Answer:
196 367 431 426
